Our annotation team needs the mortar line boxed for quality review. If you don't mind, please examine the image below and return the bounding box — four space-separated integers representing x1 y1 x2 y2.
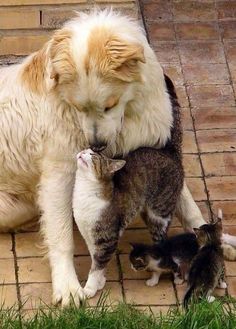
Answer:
216 3 236 102
170 2 216 222
137 0 150 43
214 0 232 297
116 252 126 302
11 233 22 310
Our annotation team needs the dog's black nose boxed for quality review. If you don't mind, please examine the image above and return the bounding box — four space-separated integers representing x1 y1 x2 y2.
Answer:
90 143 107 152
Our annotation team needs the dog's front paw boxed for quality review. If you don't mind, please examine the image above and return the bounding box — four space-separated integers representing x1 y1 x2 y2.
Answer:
53 281 85 307
52 266 84 307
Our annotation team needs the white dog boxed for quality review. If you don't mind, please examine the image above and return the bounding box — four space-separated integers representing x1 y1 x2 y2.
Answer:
0 10 206 306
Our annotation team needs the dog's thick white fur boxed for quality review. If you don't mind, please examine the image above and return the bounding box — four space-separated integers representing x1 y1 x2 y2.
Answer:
0 10 206 305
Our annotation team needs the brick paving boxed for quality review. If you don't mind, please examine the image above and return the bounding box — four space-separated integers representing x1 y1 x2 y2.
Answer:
0 0 236 315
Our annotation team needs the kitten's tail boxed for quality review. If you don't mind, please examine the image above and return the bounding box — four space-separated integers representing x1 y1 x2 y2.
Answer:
183 284 195 309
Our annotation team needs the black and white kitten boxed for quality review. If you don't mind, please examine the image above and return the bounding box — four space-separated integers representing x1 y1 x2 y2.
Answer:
129 233 199 286
184 210 227 307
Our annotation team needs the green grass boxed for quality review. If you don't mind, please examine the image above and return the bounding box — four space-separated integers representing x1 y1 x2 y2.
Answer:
1 296 236 329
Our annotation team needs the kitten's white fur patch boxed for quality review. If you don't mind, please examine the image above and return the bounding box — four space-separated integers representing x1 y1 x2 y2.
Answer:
207 296 215 303
218 280 227 289
146 272 160 287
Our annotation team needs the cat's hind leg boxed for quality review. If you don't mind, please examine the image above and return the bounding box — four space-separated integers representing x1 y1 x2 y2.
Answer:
141 207 171 243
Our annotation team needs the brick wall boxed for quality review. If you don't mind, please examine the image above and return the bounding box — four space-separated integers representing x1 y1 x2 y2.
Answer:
0 0 138 56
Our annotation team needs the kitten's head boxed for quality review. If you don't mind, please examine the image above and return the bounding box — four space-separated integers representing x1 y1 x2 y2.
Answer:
76 149 126 180
193 209 223 247
129 243 151 271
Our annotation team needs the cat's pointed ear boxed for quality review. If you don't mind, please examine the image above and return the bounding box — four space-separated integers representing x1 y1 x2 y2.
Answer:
108 159 126 174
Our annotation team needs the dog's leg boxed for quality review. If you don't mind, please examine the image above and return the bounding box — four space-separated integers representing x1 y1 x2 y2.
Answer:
176 181 206 230
0 192 38 231
39 169 84 307
222 234 236 247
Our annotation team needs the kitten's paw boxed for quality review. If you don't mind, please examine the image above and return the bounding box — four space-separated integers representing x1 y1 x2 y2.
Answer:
207 296 215 303
174 277 184 285
146 278 159 287
218 281 227 289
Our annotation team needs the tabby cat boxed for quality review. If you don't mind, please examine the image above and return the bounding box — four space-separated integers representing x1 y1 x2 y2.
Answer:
184 211 227 307
72 76 184 298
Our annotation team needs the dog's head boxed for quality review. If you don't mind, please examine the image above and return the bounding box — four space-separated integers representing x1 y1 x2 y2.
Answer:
49 11 146 151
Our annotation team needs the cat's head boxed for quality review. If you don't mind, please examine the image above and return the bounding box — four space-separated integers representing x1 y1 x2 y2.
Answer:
193 209 223 247
76 149 126 180
129 243 151 271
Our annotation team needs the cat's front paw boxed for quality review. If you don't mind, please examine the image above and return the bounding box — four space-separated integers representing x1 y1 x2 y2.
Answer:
83 270 106 299
83 286 97 299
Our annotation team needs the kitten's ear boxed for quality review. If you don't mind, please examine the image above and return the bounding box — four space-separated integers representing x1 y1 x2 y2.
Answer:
215 213 223 229
108 159 126 174
130 243 137 250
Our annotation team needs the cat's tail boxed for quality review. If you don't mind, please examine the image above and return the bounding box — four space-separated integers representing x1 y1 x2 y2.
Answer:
183 284 195 309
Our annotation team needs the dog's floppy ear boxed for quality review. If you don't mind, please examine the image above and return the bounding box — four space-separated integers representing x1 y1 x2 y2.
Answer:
49 29 76 85
106 37 146 82
86 28 145 82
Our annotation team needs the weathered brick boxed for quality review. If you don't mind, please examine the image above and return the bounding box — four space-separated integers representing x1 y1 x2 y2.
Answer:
0 35 50 56
41 4 137 29
0 0 86 5
173 1 216 22
0 10 39 29
96 0 135 2
42 9 77 29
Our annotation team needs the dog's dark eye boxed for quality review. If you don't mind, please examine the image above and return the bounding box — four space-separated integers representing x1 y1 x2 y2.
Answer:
104 106 113 112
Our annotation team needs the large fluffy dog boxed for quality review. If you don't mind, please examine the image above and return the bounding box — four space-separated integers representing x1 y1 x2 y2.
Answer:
0 11 206 305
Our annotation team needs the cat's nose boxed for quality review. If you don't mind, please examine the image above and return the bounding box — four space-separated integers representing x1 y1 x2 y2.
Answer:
90 142 107 152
